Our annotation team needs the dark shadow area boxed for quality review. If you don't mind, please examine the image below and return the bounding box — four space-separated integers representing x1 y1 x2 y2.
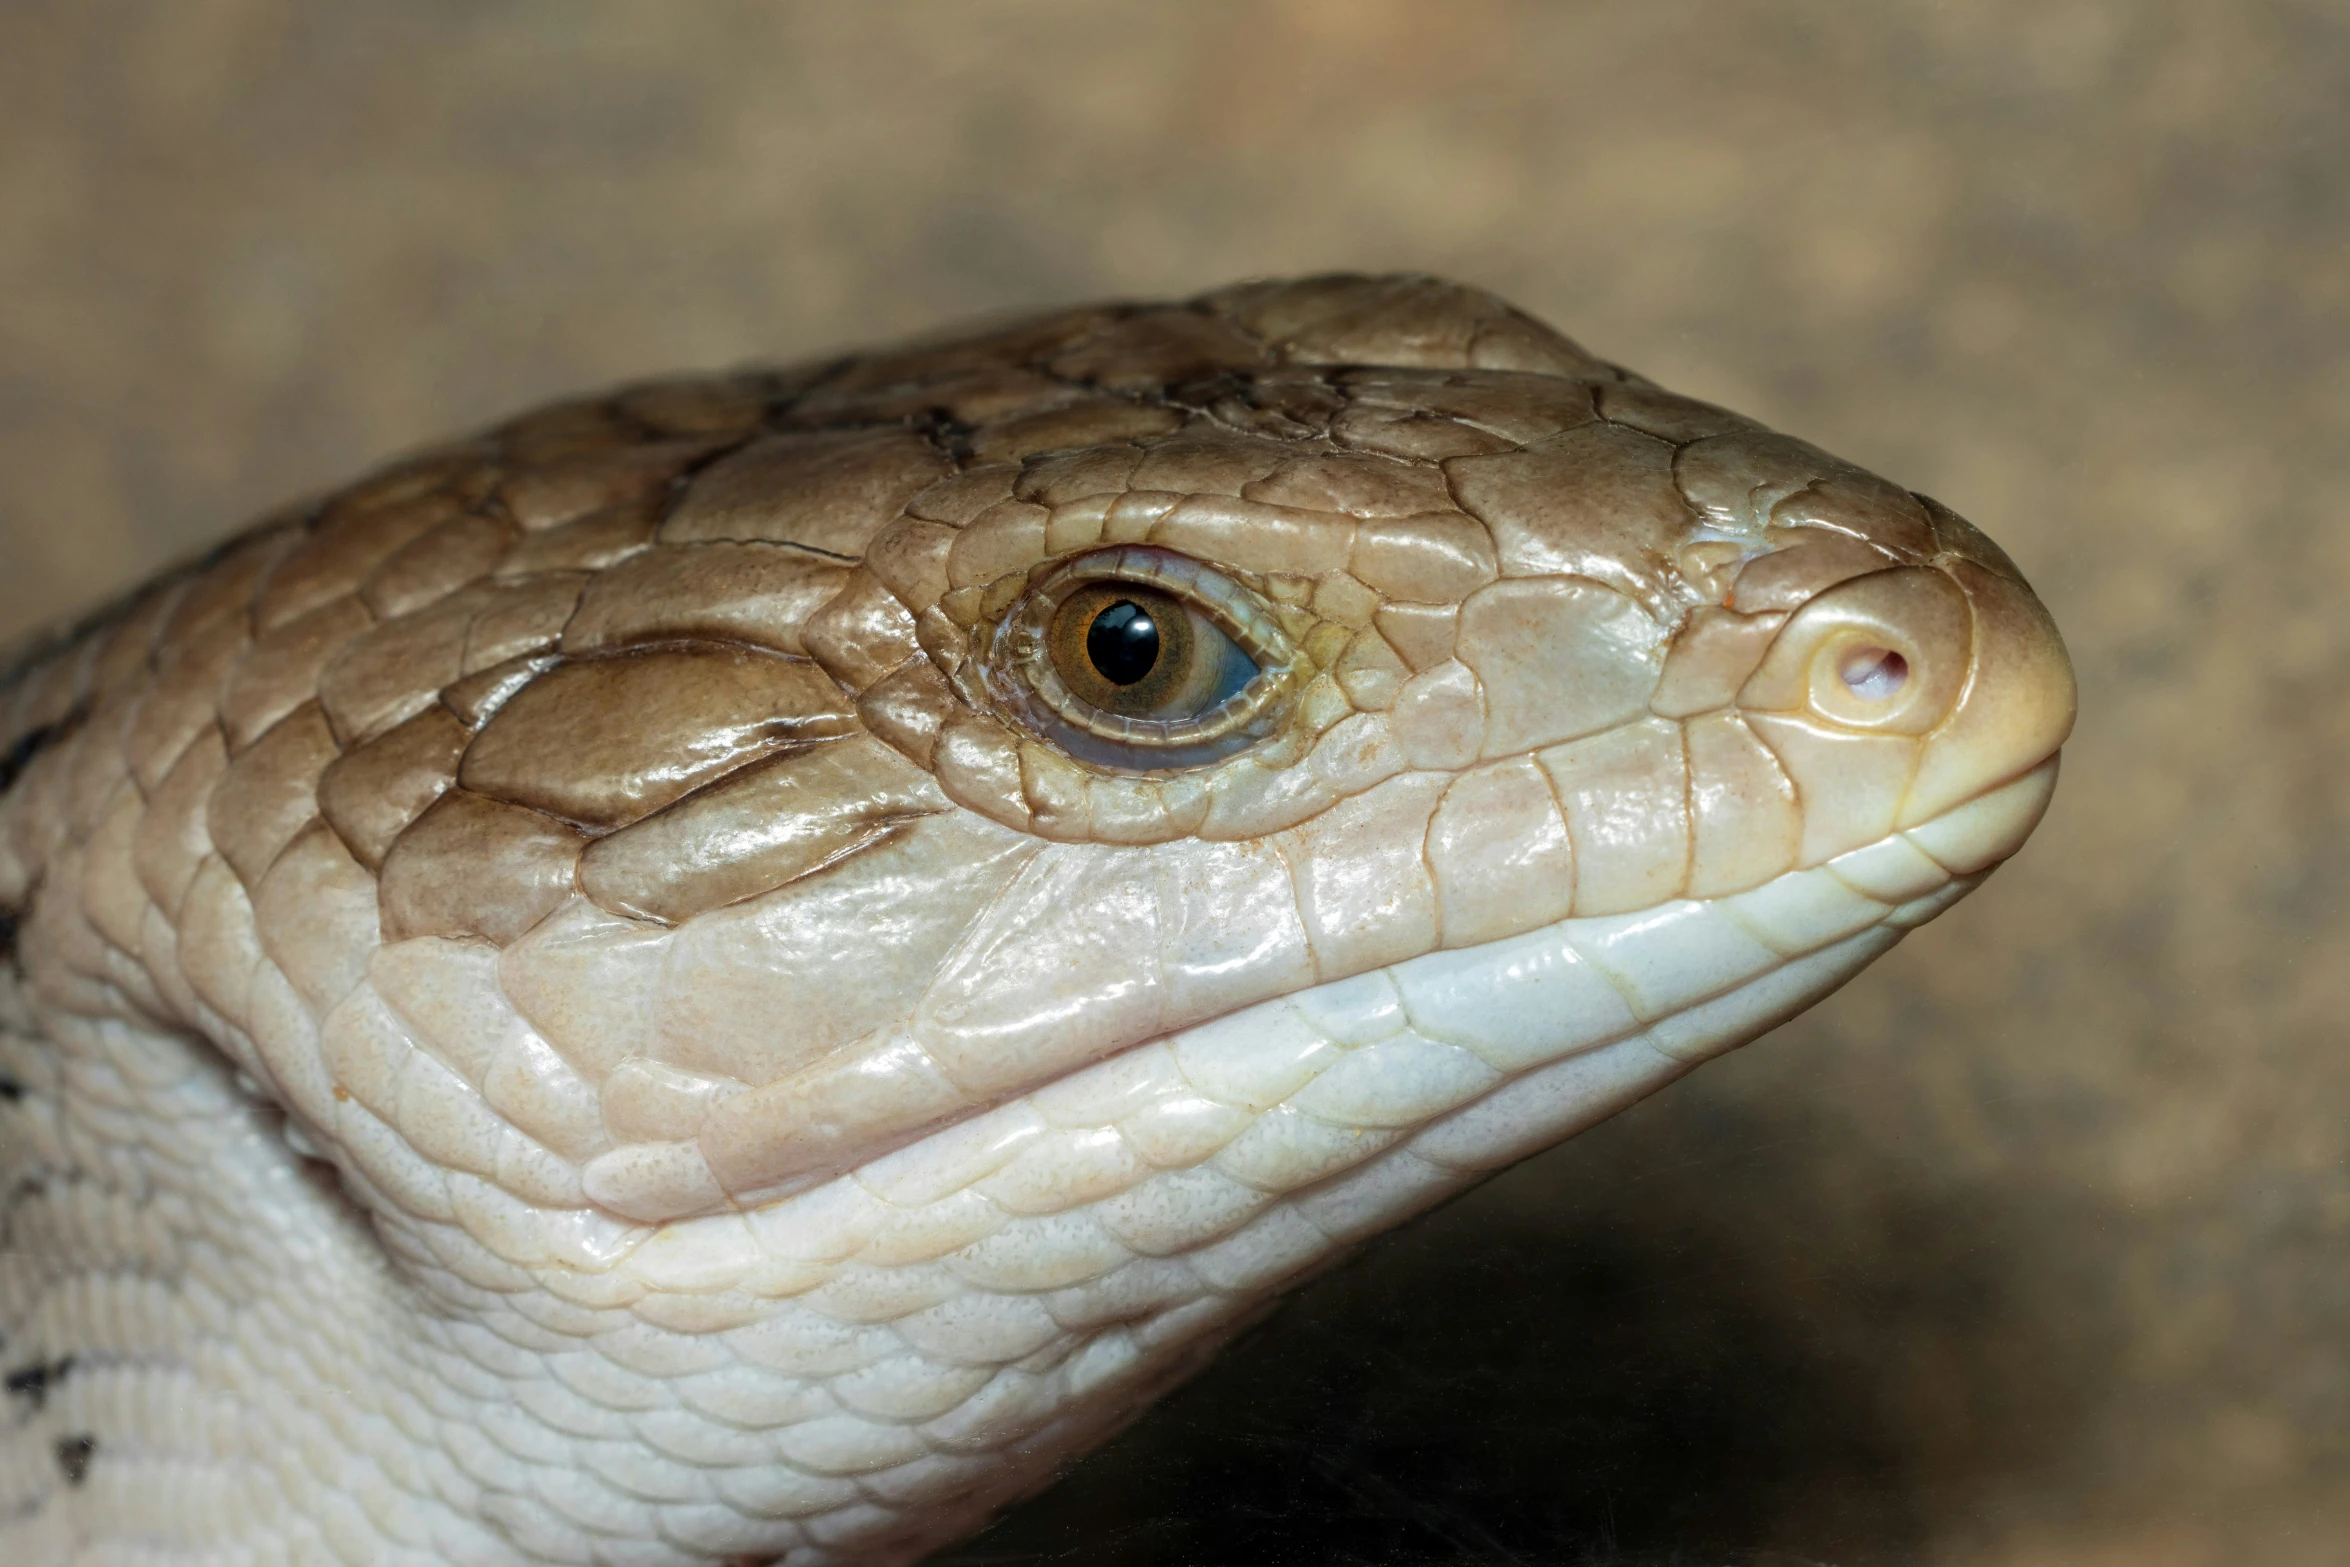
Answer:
943 1079 2104 1567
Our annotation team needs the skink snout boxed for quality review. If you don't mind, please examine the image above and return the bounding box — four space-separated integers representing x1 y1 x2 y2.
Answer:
1724 556 2075 863
1898 558 2076 829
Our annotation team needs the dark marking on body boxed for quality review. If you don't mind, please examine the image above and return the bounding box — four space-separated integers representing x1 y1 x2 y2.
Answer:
0 708 83 797
0 707 81 968
911 410 980 468
6 1356 73 1410
54 1434 95 1486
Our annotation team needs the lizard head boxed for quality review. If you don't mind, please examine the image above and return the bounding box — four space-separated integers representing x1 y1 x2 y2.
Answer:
305 276 2072 1243
16 273 2072 1564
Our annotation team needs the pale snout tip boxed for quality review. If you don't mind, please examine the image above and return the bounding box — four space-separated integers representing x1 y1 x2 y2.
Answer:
1897 558 2077 832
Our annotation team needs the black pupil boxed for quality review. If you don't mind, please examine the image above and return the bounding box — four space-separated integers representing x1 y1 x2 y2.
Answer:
1086 600 1160 686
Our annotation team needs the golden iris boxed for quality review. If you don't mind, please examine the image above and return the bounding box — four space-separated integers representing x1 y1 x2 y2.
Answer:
1046 582 1254 721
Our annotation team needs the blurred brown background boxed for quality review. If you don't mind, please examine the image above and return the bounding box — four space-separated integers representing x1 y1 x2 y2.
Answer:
3 2 2343 1563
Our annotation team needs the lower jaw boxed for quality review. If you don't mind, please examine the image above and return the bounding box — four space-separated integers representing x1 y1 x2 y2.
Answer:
1153 752 2064 1212
623 754 2066 1296
535 759 2062 1565
825 755 2064 1562
629 754 2062 1289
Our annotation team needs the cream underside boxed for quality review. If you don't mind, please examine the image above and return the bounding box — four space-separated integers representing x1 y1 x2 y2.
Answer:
0 765 2049 1567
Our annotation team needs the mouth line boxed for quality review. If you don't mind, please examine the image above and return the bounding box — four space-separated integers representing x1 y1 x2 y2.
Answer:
604 757 2062 1293
1270 755 2062 1192
1173 750 2062 1115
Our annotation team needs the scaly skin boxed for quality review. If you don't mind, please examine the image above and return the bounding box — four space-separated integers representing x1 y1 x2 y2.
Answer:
0 275 2074 1565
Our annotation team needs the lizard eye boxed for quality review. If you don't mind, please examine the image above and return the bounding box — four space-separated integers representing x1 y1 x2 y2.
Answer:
1049 583 1254 718
990 546 1304 771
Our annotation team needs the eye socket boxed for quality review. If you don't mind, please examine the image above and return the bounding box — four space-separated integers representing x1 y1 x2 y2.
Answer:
988 547 1304 771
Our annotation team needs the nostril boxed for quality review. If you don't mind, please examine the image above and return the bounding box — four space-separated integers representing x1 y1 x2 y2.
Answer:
1839 647 1909 702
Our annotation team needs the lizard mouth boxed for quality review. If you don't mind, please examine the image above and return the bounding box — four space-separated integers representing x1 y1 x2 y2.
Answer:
596 758 2061 1312
1039 756 2064 1234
